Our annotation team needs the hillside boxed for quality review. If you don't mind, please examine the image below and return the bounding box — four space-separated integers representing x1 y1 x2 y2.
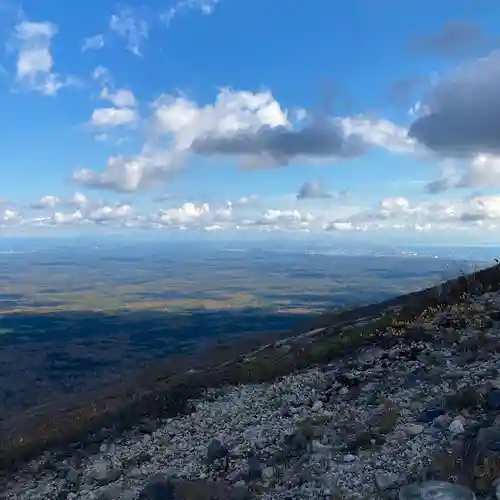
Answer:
2 263 500 499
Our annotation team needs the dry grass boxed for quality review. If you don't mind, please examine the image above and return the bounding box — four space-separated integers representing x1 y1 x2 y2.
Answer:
429 449 500 493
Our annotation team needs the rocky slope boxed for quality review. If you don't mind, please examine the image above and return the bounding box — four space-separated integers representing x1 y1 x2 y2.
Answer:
4 266 500 499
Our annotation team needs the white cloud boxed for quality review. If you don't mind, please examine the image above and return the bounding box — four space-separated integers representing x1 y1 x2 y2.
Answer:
87 204 132 222
153 202 210 227
99 87 136 108
11 20 73 95
426 154 500 193
109 8 149 56
378 196 411 218
69 192 88 208
92 66 112 84
161 0 221 26
82 34 105 52
73 148 181 192
31 195 60 209
53 210 84 225
236 195 258 205
456 154 500 190
90 107 139 128
2 208 19 221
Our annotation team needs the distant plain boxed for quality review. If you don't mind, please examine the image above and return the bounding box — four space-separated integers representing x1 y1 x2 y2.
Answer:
0 238 493 425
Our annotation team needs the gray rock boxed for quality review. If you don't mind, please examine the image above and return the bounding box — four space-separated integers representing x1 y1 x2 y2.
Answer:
246 454 262 481
374 472 401 491
138 474 175 500
65 467 80 485
206 438 229 463
90 460 122 486
403 424 424 437
399 480 475 500
97 483 123 500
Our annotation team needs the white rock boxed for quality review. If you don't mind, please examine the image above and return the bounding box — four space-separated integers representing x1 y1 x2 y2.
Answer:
449 418 465 434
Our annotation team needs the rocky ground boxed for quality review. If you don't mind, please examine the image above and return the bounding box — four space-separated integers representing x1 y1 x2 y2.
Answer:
5 288 500 499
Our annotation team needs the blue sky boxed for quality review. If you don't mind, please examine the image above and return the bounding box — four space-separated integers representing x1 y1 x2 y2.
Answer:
1 0 500 242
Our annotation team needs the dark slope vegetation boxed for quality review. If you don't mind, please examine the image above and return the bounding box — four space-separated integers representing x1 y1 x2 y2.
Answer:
1 263 500 480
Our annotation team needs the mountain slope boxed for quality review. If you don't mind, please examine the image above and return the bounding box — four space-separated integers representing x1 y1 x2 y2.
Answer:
2 264 500 499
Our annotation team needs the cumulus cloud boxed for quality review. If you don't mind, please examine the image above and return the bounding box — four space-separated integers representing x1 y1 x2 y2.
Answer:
11 20 73 95
69 192 88 208
460 195 500 222
10 190 500 235
31 195 60 209
153 202 210 227
154 90 414 164
409 21 496 57
86 69 138 135
328 194 500 234
75 88 414 192
426 154 500 193
82 34 104 52
73 148 181 192
297 181 331 199
408 49 500 157
191 114 414 167
378 197 411 218
109 8 149 56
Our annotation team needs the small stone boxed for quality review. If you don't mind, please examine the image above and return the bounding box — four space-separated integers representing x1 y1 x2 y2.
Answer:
262 466 275 481
403 424 424 437
311 440 331 455
311 400 323 412
343 453 356 462
339 387 349 395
